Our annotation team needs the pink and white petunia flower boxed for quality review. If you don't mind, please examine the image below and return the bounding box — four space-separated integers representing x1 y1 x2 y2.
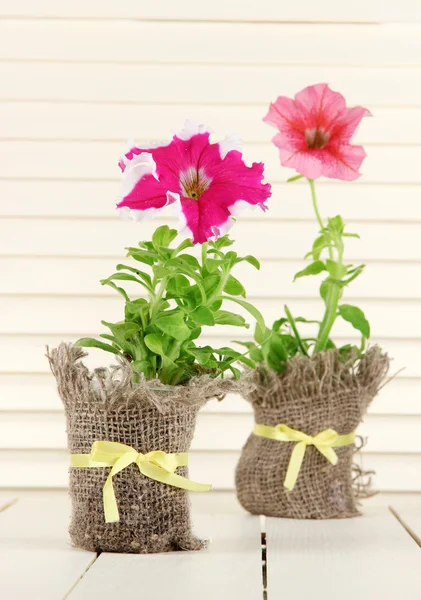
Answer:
263 83 370 181
116 121 271 244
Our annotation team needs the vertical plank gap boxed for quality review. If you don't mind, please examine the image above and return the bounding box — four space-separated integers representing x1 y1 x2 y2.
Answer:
389 506 421 548
261 516 267 600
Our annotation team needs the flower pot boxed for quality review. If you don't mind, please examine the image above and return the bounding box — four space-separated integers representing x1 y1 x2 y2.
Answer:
235 347 389 519
48 343 241 553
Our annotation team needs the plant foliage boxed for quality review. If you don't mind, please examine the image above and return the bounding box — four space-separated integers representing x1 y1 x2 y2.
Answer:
75 226 263 385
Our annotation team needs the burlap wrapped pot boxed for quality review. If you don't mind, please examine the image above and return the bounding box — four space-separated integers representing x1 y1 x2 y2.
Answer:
235 346 389 519
48 343 246 553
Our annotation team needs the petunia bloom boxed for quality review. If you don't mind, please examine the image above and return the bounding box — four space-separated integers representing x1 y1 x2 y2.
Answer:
263 83 370 181
117 121 271 244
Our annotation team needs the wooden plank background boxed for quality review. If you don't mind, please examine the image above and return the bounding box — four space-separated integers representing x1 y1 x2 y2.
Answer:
0 2 420 491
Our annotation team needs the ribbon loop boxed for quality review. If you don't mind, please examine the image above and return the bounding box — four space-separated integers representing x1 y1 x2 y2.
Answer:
254 423 355 492
70 441 211 523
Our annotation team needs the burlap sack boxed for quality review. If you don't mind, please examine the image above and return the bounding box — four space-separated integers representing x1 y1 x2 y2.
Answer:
48 343 246 553
235 346 389 519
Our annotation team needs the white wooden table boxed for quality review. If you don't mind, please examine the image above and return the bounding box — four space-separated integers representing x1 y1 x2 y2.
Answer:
0 492 420 599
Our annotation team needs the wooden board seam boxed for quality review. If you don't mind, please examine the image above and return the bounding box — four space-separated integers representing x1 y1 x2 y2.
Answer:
62 553 99 600
389 506 421 548
0 497 18 513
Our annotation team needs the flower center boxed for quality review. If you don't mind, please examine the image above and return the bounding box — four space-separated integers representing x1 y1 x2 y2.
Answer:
305 128 330 150
179 166 212 200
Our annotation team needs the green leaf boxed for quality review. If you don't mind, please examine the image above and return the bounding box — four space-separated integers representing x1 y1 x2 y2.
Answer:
173 238 194 253
74 338 120 355
320 280 330 303
160 356 181 385
185 345 215 366
200 275 218 296
327 215 345 237
266 334 288 371
125 299 149 319
307 235 328 261
223 275 246 297
144 333 166 356
172 254 201 271
294 260 326 281
214 235 235 249
205 258 222 273
101 321 141 341
166 274 191 295
190 306 215 326
284 305 308 357
132 360 153 375
126 249 156 266
287 174 304 183
229 366 241 379
101 273 144 285
152 225 178 249
155 312 191 341
116 264 152 288
153 265 173 279
100 279 130 302
241 255 260 270
214 310 248 327
325 259 347 279
338 304 370 339
222 296 266 330
254 322 270 344
272 318 288 332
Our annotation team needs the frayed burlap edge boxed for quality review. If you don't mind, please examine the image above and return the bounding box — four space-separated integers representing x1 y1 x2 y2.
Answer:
243 345 389 414
47 342 254 413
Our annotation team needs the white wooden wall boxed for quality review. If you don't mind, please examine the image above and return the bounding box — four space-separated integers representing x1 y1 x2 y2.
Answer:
1 1 420 491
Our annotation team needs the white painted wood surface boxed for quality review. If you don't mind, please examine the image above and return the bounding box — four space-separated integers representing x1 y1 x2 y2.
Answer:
68 504 262 599
1 3 420 494
266 506 421 599
0 496 95 600
0 492 419 599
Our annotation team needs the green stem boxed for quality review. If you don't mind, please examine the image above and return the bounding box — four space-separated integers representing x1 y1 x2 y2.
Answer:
308 179 333 261
201 242 208 269
314 284 341 353
307 179 343 353
284 304 309 357
149 275 168 320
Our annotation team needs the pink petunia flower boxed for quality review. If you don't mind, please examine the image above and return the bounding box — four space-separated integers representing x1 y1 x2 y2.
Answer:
117 121 271 244
263 83 370 181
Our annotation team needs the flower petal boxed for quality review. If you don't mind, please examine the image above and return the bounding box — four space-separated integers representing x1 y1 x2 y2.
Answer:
263 96 307 151
277 146 324 180
294 83 347 131
330 106 371 143
117 170 170 215
319 144 367 181
197 145 272 210
177 191 235 244
219 133 243 159
175 119 213 141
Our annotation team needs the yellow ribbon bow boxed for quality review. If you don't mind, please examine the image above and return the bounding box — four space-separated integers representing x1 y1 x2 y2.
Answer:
71 441 212 523
253 423 355 492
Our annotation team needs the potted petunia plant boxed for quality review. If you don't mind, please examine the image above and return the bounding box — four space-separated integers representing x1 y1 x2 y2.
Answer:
48 121 271 553
235 84 390 519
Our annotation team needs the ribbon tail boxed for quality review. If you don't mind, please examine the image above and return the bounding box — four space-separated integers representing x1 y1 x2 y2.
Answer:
317 445 338 466
284 441 306 491
103 453 137 523
103 471 120 523
139 462 212 493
